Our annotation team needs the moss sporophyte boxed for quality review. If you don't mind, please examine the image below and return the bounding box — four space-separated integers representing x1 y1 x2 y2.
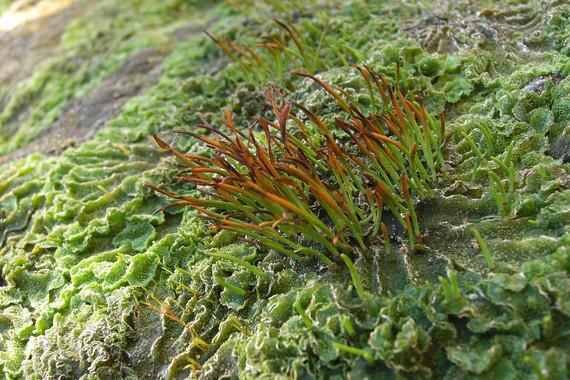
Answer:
145 64 453 299
206 18 337 85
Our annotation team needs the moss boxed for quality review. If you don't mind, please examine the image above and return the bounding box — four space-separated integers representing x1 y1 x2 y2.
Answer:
0 0 569 378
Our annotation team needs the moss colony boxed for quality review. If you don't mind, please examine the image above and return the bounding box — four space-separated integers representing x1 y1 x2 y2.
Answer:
0 0 569 378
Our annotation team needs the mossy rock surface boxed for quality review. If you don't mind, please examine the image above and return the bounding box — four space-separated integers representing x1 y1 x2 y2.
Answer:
0 0 569 378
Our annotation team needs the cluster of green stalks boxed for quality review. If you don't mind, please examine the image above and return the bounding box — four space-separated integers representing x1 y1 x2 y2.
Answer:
206 17 352 85
464 121 517 217
146 65 452 297
224 0 339 23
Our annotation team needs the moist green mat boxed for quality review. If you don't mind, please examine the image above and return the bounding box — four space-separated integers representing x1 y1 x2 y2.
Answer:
0 0 568 378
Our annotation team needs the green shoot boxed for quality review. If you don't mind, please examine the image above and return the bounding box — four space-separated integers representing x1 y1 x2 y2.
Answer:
523 356 547 380
214 275 247 296
509 162 516 193
381 223 391 256
162 267 200 299
343 316 355 335
488 170 510 216
447 270 461 300
183 357 203 374
205 252 263 277
405 213 415 249
491 156 510 176
438 276 452 303
139 285 213 352
476 121 494 154
294 300 313 330
491 157 517 193
333 342 374 364
461 132 485 161
229 315 250 336
472 230 495 270
542 315 553 338
206 19 338 85
503 140 514 164
341 254 364 300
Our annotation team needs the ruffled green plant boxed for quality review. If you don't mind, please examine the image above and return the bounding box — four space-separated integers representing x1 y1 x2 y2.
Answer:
146 65 452 297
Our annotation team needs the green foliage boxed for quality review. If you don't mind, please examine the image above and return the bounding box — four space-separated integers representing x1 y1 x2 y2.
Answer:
226 248 570 378
148 64 452 270
1 0 569 378
0 0 212 155
206 18 339 85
